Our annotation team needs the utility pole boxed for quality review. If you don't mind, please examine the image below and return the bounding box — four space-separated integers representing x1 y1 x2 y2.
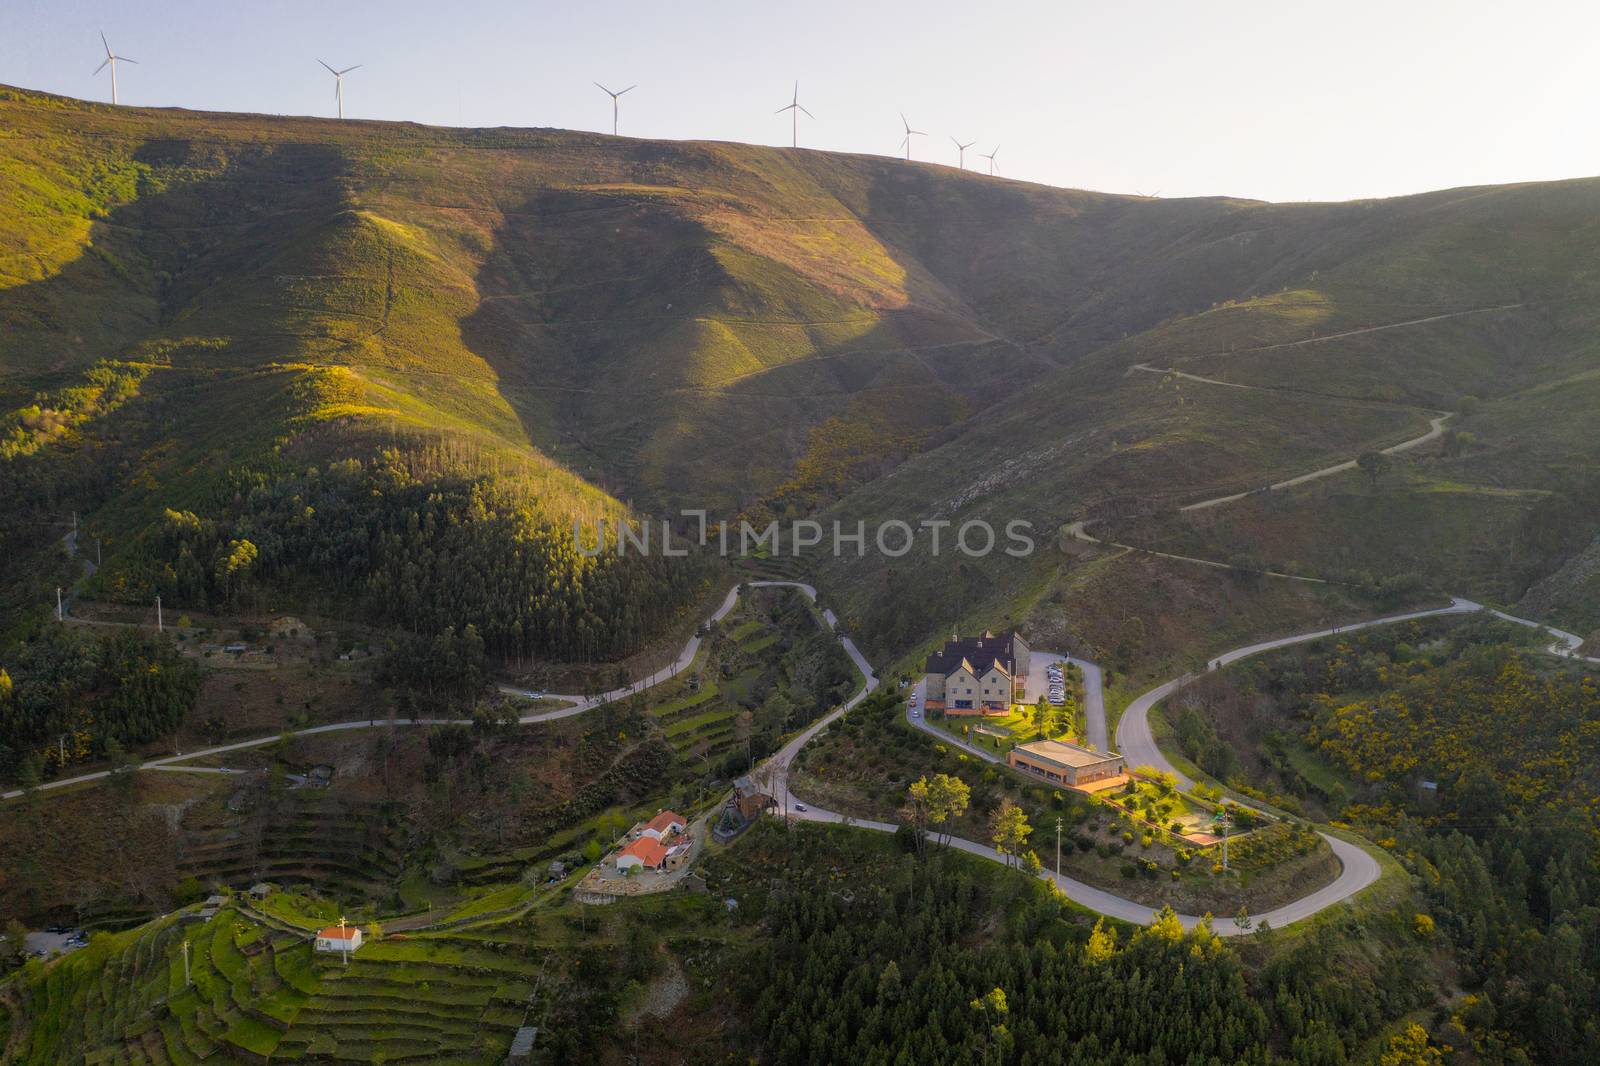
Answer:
1055 816 1062 877
56 587 63 622
182 939 191 985
339 915 349 967
156 595 162 633
1221 816 1231 873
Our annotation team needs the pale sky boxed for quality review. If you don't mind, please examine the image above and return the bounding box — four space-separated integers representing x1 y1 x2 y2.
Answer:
4 0 1598 203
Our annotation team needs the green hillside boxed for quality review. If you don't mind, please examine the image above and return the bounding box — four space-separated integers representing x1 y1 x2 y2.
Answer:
4 83 1599 666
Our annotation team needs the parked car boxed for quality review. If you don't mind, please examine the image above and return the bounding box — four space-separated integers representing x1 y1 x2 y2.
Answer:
46 925 70 935
794 803 807 812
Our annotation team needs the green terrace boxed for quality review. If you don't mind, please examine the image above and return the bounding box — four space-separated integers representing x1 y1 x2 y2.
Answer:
176 792 406 904
6 901 538 1064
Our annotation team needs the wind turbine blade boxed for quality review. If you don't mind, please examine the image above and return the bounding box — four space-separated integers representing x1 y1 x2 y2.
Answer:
101 32 113 58
900 111 909 132
338 65 362 75
94 58 110 75
595 81 612 95
318 59 337 74
798 105 815 119
775 104 793 114
120 57 139 64
951 136 961 147
619 85 636 95
792 80 799 104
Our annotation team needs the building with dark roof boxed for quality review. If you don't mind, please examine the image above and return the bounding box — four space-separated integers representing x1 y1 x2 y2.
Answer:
923 630 1031 715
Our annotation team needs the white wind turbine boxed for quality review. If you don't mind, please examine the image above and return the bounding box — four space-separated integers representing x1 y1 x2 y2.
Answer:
980 145 1000 176
93 33 137 105
898 112 926 161
594 82 636 136
950 137 976 170
775 81 815 148
318 60 362 119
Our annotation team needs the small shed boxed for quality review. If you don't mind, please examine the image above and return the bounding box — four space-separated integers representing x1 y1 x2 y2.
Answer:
508 1026 538 1059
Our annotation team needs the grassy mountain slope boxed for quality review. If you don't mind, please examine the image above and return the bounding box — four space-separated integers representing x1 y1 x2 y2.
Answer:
4 85 1599 660
812 180 1600 655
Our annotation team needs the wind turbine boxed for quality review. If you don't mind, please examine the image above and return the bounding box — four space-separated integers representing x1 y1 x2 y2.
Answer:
93 33 137 106
318 60 362 120
594 82 635 136
980 145 1000 176
951 137 976 170
775 81 814 149
898 112 926 161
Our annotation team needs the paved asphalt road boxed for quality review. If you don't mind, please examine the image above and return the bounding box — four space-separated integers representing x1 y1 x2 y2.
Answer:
1117 596 1485 790
10 569 1585 934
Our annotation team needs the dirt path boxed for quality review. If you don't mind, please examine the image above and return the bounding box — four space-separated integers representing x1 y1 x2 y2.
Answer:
1196 302 1523 359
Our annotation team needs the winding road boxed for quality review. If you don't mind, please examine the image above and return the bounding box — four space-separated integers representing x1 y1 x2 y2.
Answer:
14 489 1592 932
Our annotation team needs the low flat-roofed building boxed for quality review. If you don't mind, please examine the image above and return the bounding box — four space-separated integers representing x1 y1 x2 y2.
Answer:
1007 739 1126 789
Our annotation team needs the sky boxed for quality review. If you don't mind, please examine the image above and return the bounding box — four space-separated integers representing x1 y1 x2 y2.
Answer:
4 0 1599 203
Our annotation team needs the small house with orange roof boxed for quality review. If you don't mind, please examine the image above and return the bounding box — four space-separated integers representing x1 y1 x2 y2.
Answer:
616 836 669 873
638 810 686 841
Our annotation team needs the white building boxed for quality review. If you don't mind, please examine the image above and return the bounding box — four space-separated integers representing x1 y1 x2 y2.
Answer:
315 925 363 954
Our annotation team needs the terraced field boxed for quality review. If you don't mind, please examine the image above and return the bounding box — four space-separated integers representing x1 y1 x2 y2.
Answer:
3 902 536 1064
177 792 407 904
644 589 814 758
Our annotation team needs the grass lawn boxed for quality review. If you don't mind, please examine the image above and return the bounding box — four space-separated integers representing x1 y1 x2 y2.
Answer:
929 702 1074 745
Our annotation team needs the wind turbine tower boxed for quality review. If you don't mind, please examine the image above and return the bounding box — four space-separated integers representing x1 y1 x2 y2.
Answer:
775 82 815 148
898 112 926 161
951 137 976 170
318 60 362 119
594 82 636 136
93 33 137 105
980 145 1000 176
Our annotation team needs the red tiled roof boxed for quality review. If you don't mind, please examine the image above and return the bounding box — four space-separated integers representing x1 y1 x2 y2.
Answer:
645 810 684 834
620 837 668 866
317 925 359 940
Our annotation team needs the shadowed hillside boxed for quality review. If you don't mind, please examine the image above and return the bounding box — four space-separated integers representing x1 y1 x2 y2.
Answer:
3 84 1599 662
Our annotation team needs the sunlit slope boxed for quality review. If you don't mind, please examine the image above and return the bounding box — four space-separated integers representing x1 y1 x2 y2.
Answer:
5 86 1600 653
0 86 1277 511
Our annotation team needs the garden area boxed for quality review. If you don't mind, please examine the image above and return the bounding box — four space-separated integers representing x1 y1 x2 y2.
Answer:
792 690 1337 914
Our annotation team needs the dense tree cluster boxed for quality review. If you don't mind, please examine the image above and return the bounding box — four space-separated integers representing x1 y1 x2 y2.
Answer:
1184 619 1600 1061
741 823 1437 1066
1227 622 1600 833
0 627 201 778
1395 819 1600 1062
127 452 707 662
